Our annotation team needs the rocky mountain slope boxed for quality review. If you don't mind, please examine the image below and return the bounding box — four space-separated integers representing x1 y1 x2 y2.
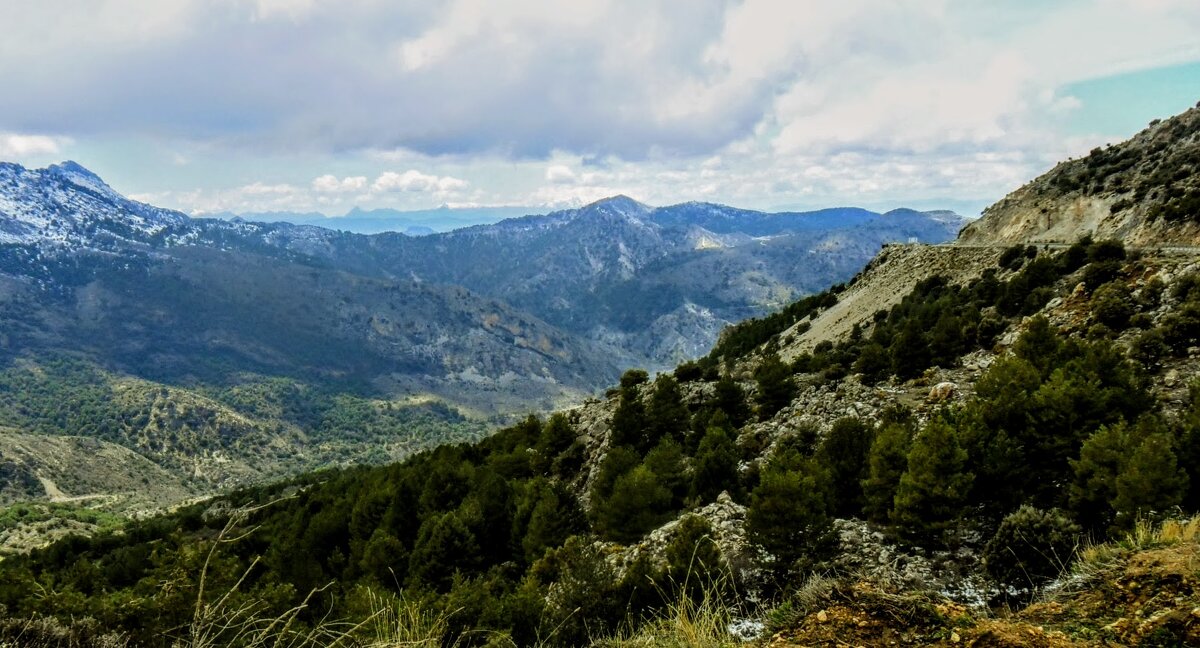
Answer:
960 102 1200 245
0 161 962 536
3 103 1200 647
384 198 968 366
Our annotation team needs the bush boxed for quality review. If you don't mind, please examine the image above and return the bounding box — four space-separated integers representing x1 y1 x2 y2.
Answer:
1087 239 1126 264
999 244 1027 270
674 361 705 383
983 506 1081 589
1130 328 1169 368
620 369 650 389
1091 281 1135 330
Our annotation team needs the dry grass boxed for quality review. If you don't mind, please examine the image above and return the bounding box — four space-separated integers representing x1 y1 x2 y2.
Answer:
0 616 129 648
1060 514 1200 594
593 584 737 648
175 497 370 648
355 589 456 648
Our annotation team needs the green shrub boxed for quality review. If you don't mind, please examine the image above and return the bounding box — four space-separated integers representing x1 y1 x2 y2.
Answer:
983 506 1081 589
1091 281 1135 330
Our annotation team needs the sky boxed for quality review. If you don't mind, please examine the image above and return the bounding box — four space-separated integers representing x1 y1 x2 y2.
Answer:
0 0 1198 219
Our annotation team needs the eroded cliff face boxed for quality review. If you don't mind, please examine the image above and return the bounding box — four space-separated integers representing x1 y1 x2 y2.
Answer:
959 104 1200 246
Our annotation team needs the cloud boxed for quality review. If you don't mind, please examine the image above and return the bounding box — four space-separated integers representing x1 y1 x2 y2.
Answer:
312 174 367 193
544 165 577 184
0 133 71 158
3 0 1198 163
6 1 1200 218
371 170 468 193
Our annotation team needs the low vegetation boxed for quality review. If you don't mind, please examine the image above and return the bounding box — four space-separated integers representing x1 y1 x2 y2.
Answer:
2 236 1197 647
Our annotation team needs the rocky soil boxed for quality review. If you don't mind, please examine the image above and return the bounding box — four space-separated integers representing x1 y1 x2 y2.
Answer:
777 244 1003 359
959 104 1200 247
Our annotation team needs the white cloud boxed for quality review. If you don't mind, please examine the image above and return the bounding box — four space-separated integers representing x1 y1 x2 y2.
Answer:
0 133 71 158
312 174 367 193
372 170 468 193
239 181 299 196
5 1 1200 217
544 165 577 184
251 0 318 21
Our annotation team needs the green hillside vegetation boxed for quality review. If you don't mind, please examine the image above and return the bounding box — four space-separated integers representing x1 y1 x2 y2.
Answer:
0 355 486 497
3 239 1198 646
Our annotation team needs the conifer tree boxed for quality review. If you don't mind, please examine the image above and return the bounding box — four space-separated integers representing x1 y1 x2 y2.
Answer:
1013 316 1062 378
408 510 480 592
891 418 972 544
590 445 641 503
747 457 834 575
754 352 796 420
533 413 576 474
862 420 913 524
610 384 648 451
644 436 688 506
1069 421 1130 532
1113 432 1187 530
646 374 689 444
713 375 751 428
522 483 587 563
360 529 407 587
664 515 723 601
1176 381 1200 511
690 425 740 503
594 465 672 543
819 417 875 518
889 319 930 379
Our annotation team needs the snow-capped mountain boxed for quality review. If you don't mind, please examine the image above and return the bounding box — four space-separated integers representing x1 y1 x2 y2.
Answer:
0 161 187 246
0 161 969 371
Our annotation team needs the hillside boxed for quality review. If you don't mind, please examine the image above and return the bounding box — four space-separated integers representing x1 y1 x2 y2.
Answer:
5 229 1199 647
0 163 963 522
959 102 1200 245
4 105 1199 648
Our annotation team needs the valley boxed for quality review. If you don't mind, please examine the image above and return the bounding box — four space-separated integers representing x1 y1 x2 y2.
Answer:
0 161 962 552
2 102 1199 647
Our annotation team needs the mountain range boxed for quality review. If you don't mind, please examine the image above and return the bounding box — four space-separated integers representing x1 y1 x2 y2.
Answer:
0 161 964 503
0 162 967 379
212 205 541 235
4 103 1200 647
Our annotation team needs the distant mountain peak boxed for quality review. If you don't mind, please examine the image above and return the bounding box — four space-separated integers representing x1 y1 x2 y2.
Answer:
0 160 186 246
583 194 651 215
45 160 120 199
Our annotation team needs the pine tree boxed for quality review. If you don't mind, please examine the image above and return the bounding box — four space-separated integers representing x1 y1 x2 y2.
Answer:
690 425 740 503
645 374 689 445
746 458 834 575
1176 381 1200 511
533 413 576 474
644 437 688 506
610 385 648 451
712 375 751 428
1069 421 1131 532
664 515 723 601
522 483 587 563
853 342 890 384
594 465 672 543
407 510 480 592
889 319 930 379
590 446 641 503
360 529 407 587
862 420 913 524
1113 432 1187 530
1013 316 1062 378
891 418 973 544
754 352 796 420
818 417 875 518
